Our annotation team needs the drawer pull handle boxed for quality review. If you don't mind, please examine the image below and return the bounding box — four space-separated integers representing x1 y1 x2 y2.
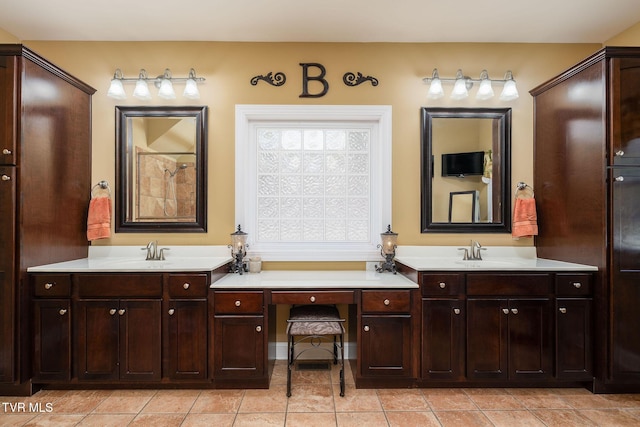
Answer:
109 309 117 315
183 283 190 289
168 308 175 315
439 282 446 289
363 325 370 332
59 309 67 315
2 148 11 155
118 309 126 316
511 308 518 315
44 283 54 290
573 282 582 289
615 176 624 182
559 307 567 314
235 300 241 307
502 308 509 315
1 175 10 181
383 299 390 306
310 296 316 303
453 308 461 315
256 325 262 332
616 150 625 157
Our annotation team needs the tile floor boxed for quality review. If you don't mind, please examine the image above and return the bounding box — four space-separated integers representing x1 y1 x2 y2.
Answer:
2 361 640 426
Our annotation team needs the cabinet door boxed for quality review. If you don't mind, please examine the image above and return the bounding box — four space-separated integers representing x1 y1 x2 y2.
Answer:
467 299 508 380
119 299 161 382
0 56 17 165
508 299 553 380
611 167 640 380
360 315 411 377
214 316 264 379
166 299 207 380
76 300 119 381
422 299 464 380
556 298 593 380
611 58 640 165
0 165 15 382
33 299 70 381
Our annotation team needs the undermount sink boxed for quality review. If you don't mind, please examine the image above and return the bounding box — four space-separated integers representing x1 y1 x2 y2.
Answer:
454 260 527 269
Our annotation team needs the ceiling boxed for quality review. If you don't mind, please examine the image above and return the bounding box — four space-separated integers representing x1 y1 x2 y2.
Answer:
1 0 640 43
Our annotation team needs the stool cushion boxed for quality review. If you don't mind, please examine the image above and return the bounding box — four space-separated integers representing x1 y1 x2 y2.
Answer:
287 305 345 336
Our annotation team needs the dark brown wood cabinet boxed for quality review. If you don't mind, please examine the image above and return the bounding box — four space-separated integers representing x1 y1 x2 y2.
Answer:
531 47 640 392
33 299 71 382
0 45 94 395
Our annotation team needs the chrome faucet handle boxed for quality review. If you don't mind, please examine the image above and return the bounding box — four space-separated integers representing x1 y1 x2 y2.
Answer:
141 246 152 260
458 248 470 260
158 247 169 260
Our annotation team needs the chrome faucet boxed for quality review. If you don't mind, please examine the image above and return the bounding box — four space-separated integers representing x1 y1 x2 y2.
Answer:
458 240 485 261
142 240 169 260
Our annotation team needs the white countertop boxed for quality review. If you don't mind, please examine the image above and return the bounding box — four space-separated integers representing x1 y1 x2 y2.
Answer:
211 270 419 289
27 246 233 273
395 246 598 272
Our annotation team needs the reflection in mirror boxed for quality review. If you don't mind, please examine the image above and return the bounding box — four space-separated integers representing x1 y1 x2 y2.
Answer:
116 106 207 233
421 107 511 233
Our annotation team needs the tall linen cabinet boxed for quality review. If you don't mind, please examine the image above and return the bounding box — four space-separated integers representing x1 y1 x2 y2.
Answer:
0 45 95 395
531 46 640 392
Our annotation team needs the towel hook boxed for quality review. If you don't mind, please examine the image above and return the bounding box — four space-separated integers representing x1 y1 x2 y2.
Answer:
515 181 534 198
91 180 111 198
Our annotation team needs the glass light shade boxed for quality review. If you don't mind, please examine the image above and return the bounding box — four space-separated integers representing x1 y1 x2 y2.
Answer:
158 78 176 99
499 79 519 101
380 225 398 255
427 78 444 99
476 78 494 100
183 78 200 99
450 73 469 100
230 225 248 255
133 80 152 100
107 78 126 100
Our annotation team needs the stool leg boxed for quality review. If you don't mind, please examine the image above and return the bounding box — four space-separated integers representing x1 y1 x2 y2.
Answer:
333 335 338 364
287 334 293 397
339 332 345 397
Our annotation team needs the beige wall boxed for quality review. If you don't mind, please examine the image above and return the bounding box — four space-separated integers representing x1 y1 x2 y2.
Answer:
13 41 606 260
606 21 640 46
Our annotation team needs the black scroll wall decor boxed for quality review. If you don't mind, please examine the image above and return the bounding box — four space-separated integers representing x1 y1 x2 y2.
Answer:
343 72 379 87
250 72 287 87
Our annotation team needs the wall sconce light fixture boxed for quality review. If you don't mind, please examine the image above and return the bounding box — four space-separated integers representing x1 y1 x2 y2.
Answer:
228 224 249 274
376 224 398 274
423 68 519 101
107 68 205 100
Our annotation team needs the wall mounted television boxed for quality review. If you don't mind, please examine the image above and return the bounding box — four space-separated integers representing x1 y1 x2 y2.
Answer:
441 151 485 177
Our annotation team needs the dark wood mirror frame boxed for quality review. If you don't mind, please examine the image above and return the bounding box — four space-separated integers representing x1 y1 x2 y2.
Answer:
115 106 208 233
421 107 511 233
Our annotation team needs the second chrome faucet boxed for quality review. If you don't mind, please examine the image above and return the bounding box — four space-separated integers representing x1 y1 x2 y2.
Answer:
143 240 170 260
459 240 485 261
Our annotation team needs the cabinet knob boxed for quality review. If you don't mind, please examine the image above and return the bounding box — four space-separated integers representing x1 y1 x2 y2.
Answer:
383 299 390 306
168 308 175 315
44 283 54 290
59 309 67 315
616 150 625 157
109 309 117 315
1 175 10 181
309 296 316 303
502 308 509 315
118 309 126 315
363 325 370 332
559 307 567 314
615 176 625 182
2 148 11 155
183 283 190 290
453 308 461 315
573 282 582 288
256 325 262 332
511 308 519 315
439 282 446 289
235 300 241 307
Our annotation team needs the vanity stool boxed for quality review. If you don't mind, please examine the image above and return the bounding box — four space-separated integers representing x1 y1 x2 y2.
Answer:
286 304 345 397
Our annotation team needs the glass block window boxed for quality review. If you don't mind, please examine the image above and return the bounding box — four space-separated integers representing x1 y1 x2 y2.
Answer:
256 127 371 244
235 105 392 261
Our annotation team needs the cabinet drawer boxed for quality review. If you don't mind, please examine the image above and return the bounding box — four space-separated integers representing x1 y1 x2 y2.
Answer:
362 290 411 313
556 273 592 296
420 273 464 296
168 274 208 298
75 274 163 298
271 290 355 305
466 273 552 296
214 291 264 314
33 274 71 297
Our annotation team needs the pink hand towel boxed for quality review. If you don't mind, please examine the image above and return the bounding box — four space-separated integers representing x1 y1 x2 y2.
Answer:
87 196 111 241
512 197 538 239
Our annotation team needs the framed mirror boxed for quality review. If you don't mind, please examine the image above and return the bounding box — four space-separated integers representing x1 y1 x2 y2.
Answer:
421 107 511 233
115 106 208 232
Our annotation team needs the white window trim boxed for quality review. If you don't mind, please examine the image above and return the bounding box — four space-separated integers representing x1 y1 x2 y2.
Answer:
235 104 392 261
